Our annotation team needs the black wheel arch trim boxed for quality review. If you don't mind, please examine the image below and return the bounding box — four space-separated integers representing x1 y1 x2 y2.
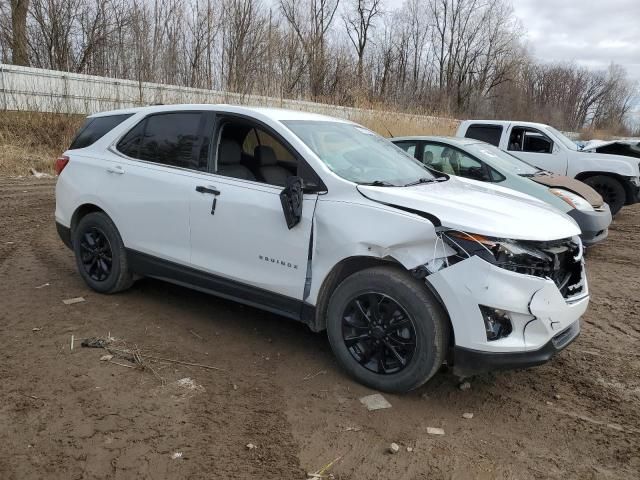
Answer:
576 171 638 205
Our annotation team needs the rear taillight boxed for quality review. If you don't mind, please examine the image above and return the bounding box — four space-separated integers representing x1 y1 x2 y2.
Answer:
54 155 69 175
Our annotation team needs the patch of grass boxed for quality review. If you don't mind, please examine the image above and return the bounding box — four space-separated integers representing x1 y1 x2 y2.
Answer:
0 111 84 176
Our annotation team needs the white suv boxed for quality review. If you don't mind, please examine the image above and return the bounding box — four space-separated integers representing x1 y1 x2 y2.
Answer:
55 105 589 392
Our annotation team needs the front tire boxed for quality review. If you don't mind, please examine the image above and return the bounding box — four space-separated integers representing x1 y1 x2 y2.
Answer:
326 266 449 393
72 212 133 294
583 175 626 216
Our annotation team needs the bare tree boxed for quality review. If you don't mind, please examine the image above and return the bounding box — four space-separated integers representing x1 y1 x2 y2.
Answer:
342 0 381 88
10 0 29 65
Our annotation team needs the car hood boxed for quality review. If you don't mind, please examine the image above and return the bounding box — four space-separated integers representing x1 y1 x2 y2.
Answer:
529 172 604 207
358 177 580 242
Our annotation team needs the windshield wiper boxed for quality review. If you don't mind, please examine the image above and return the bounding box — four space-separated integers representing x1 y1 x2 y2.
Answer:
403 177 443 187
358 180 396 187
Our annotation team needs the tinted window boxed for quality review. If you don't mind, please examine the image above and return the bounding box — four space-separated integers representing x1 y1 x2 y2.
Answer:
465 124 502 146
117 112 208 171
70 114 132 149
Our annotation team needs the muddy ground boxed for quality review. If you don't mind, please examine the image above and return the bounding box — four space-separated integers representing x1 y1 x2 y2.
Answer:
0 176 639 479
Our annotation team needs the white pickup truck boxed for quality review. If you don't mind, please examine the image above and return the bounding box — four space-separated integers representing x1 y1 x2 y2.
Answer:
456 120 640 215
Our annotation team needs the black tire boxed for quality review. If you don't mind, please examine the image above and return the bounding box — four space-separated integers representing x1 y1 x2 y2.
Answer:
72 212 133 294
326 265 449 393
583 175 626 216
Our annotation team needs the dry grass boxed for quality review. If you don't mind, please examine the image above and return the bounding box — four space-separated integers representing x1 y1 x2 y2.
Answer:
0 107 458 176
578 128 617 141
0 111 84 176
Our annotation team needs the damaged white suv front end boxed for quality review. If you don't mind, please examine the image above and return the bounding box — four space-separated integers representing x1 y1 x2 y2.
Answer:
352 176 587 378
427 231 586 374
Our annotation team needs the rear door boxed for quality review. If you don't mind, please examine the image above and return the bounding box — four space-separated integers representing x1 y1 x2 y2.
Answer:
189 114 318 315
102 111 212 265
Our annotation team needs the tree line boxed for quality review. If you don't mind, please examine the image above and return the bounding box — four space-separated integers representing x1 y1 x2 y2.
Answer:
1 0 637 133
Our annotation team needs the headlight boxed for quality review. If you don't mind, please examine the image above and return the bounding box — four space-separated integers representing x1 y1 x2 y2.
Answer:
441 231 582 277
549 188 594 211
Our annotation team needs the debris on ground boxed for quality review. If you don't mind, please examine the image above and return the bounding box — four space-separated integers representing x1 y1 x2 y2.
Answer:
62 297 85 305
170 452 183 459
70 335 74 352
389 443 399 454
303 369 326 381
406 447 413 452
233 384 238 390
246 443 257 450
554 394 562 400
99 354 113 361
35 283 49 289
308 455 342 479
29 168 53 179
343 426 361 432
462 412 474 419
176 377 205 392
359 393 392 411
427 427 445 435
81 337 111 349
459 381 471 391
32 327 41 332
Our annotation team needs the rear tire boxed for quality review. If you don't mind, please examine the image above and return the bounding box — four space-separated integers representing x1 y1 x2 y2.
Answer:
326 265 449 393
72 212 133 294
583 175 626 216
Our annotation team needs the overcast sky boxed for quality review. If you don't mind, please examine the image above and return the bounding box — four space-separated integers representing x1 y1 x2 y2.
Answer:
383 0 640 81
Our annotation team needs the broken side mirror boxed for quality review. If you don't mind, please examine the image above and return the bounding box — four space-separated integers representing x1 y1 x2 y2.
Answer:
280 176 303 229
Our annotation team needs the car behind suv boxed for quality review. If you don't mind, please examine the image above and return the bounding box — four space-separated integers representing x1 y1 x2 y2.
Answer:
55 105 589 392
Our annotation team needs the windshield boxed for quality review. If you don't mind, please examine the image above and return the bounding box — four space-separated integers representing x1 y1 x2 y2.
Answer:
546 126 578 151
284 120 436 185
466 142 540 175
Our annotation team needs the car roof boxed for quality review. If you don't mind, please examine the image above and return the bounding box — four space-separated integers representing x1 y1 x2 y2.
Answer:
391 135 482 146
88 103 353 124
460 119 552 130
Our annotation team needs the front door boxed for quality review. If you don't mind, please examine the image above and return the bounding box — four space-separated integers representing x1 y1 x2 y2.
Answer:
189 116 317 316
506 125 568 174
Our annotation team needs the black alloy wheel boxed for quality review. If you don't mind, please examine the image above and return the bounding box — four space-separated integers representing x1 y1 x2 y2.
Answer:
342 293 417 375
79 227 113 281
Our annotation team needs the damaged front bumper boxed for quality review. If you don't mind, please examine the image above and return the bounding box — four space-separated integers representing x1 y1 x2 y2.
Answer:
426 254 588 375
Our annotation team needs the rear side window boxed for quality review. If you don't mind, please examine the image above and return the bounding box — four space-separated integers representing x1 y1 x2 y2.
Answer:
465 124 503 146
116 112 209 171
69 114 132 149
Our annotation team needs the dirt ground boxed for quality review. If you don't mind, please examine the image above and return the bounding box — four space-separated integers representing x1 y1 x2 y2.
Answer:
1 176 639 480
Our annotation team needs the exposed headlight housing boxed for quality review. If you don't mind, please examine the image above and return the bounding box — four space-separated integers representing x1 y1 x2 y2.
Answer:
441 231 584 299
549 188 594 211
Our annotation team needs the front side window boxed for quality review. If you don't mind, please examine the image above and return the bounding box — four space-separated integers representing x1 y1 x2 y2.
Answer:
422 142 494 181
465 143 538 177
509 127 553 154
216 119 298 186
393 141 418 158
284 121 435 186
117 112 208 171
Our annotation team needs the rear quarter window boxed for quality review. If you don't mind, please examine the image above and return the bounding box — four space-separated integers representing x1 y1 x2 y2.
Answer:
465 124 503 146
69 114 133 149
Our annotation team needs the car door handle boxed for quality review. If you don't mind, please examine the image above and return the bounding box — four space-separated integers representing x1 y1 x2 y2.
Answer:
195 185 220 196
106 165 124 175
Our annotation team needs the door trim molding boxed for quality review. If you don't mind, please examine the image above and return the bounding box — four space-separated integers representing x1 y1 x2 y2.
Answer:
127 249 317 326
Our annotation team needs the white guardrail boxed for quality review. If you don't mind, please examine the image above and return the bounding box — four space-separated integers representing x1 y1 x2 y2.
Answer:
0 64 456 131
